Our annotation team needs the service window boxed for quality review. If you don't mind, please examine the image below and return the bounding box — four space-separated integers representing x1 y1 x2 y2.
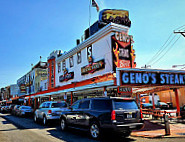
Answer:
79 100 90 109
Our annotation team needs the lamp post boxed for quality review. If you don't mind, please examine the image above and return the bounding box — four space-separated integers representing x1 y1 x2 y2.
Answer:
172 64 185 69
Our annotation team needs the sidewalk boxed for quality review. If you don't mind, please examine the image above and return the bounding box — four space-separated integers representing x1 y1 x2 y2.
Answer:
131 119 185 138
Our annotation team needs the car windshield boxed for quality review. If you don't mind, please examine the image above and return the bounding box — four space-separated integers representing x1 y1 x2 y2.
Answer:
114 100 138 110
51 102 67 108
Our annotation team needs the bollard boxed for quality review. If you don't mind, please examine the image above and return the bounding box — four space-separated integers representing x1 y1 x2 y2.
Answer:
164 114 170 135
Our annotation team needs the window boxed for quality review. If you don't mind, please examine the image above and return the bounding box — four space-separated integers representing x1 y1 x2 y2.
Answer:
62 60 66 71
92 100 112 110
58 63 61 73
79 100 90 109
113 100 138 110
69 56 74 67
51 102 67 108
45 103 50 108
77 51 81 64
71 100 80 109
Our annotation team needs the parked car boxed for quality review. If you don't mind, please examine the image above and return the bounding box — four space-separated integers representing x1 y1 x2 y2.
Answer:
141 103 153 109
34 101 69 125
1 106 7 113
7 104 15 113
60 97 144 139
17 106 33 117
12 105 20 115
156 102 169 110
180 105 185 119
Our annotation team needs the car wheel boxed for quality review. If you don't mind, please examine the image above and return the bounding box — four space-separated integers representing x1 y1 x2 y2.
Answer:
122 131 131 137
89 121 100 139
34 114 38 123
43 116 47 125
60 118 67 131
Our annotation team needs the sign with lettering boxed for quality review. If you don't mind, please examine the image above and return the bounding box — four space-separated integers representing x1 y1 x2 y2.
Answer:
99 9 131 27
121 71 185 86
81 59 105 75
59 68 74 82
118 87 132 93
112 32 136 71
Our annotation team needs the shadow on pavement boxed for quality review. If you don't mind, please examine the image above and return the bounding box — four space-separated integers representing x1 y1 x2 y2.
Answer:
133 120 165 132
47 127 137 142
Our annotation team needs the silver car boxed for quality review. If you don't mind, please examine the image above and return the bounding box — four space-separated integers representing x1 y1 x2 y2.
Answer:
17 106 33 117
34 101 69 125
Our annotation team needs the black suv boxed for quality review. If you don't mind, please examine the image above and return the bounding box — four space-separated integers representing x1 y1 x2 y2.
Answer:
60 97 144 139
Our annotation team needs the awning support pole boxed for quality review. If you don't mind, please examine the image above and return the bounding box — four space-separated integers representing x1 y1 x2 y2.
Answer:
152 93 155 110
174 88 180 116
71 92 73 105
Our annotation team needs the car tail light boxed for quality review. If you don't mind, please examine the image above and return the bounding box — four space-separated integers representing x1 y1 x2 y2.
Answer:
111 110 116 120
140 109 143 119
48 110 52 114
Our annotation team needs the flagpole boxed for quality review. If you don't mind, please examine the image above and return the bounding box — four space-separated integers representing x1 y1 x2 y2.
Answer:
89 0 91 37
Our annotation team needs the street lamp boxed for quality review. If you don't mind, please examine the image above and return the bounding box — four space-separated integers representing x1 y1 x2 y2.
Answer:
172 64 185 69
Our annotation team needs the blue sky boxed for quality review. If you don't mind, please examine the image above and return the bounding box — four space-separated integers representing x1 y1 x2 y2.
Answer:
0 0 185 88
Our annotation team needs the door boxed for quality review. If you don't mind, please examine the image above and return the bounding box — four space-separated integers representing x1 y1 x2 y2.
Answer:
65 100 80 125
75 100 90 127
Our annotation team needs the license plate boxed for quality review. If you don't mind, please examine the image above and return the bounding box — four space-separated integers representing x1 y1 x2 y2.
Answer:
127 114 132 118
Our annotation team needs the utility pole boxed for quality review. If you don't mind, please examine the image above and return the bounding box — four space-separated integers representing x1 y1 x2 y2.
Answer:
174 31 185 37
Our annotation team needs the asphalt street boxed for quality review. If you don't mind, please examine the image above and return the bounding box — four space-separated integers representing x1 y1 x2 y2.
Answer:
0 113 185 142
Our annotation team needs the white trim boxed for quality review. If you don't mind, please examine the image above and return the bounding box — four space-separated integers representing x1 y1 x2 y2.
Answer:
33 80 114 98
56 23 129 63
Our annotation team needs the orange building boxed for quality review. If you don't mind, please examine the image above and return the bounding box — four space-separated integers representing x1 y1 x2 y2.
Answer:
158 87 185 107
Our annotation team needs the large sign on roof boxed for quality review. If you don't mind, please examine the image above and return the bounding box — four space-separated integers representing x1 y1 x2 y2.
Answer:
99 9 131 27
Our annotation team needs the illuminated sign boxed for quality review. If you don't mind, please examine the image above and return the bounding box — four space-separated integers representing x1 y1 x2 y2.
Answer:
121 71 185 86
112 32 136 70
20 84 26 93
81 59 105 75
118 87 132 94
59 69 74 82
99 9 131 27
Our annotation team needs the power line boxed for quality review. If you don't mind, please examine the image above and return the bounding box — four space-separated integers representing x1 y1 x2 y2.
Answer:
174 25 185 31
146 33 174 65
151 35 181 66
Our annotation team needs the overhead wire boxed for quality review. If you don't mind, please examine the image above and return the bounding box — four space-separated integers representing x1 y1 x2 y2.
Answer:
150 35 181 66
145 25 184 67
146 33 174 65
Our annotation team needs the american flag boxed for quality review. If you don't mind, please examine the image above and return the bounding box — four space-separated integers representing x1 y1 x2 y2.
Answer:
92 0 99 12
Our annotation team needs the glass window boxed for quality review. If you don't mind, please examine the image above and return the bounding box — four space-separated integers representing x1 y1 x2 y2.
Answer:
79 100 90 109
71 100 80 109
45 103 50 108
51 102 68 108
77 51 81 64
69 56 74 68
58 62 61 73
92 100 112 110
113 100 138 110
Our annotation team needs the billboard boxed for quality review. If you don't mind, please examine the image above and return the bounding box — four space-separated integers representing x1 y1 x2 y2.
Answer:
99 9 131 27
